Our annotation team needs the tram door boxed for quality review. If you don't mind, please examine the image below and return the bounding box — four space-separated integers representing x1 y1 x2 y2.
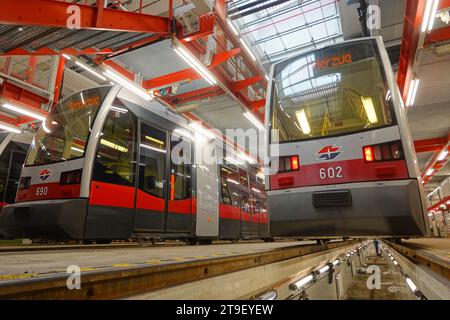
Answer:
134 122 191 234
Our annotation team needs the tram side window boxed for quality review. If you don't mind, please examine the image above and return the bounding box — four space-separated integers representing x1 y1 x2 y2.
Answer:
169 134 192 200
249 174 261 214
219 166 240 207
239 169 251 213
93 106 136 186
139 124 167 198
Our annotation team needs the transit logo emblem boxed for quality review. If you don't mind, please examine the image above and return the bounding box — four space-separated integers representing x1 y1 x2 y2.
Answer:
39 169 51 181
316 145 342 161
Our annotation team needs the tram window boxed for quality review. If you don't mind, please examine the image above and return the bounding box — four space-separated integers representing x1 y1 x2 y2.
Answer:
139 124 167 198
271 40 395 142
93 105 136 186
239 169 251 213
25 87 111 166
219 166 232 205
249 174 261 214
220 166 240 207
0 149 10 202
169 134 192 200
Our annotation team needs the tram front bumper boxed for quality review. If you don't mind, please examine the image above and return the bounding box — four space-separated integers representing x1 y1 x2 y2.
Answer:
0 199 88 240
267 179 428 238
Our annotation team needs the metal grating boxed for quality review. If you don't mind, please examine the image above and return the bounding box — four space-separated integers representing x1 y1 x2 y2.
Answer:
312 190 352 207
0 25 53 52
52 29 102 50
108 33 155 50
75 31 129 50
27 28 74 50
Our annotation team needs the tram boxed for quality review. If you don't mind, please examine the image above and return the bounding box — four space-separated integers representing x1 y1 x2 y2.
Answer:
0 85 269 243
265 37 430 238
0 132 33 209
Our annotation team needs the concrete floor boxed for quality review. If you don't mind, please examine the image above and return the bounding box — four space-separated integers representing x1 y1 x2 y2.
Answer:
344 247 415 300
0 240 313 278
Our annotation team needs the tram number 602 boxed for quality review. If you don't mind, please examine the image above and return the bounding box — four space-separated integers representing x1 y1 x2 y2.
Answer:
319 166 344 180
36 186 48 196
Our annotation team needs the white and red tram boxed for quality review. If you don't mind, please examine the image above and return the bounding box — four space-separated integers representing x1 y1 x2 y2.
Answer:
0 85 269 243
265 37 430 238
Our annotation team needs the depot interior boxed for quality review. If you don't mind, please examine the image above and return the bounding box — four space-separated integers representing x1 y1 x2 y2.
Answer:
0 0 449 300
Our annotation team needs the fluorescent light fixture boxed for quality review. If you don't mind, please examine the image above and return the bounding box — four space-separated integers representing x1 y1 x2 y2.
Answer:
405 277 418 293
0 121 22 134
240 38 257 61
428 0 440 31
422 0 434 32
290 274 313 291
437 150 448 161
243 111 264 131
110 106 128 113
295 109 311 134
406 79 420 107
101 139 128 153
426 168 434 176
71 146 84 153
225 156 243 166
173 46 217 85
393 260 398 266
346 253 350 257
145 135 164 145
189 122 215 139
361 97 378 123
332 259 340 266
238 152 256 164
75 61 107 81
174 128 194 141
317 265 330 274
390 256 394 260
62 54 71 60
103 69 152 101
2 103 46 121
227 178 240 185
227 18 239 36
251 187 261 193
256 290 277 300
140 143 166 153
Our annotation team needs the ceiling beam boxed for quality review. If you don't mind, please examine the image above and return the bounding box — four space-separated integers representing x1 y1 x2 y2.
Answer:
142 48 241 89
179 13 216 43
414 137 448 153
397 0 427 102
167 86 225 106
0 0 170 34
425 25 450 46
230 76 262 93
421 134 450 185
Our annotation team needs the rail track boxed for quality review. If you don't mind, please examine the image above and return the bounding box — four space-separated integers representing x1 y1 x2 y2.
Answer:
0 239 357 299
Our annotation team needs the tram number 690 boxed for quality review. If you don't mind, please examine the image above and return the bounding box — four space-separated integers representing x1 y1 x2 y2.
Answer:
36 186 48 196
319 166 344 180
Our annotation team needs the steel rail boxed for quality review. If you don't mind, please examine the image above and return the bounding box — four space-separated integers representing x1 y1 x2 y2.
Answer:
386 241 450 281
0 240 357 299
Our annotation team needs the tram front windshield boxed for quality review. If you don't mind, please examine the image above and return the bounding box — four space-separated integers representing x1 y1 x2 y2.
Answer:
270 40 396 143
25 86 112 166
